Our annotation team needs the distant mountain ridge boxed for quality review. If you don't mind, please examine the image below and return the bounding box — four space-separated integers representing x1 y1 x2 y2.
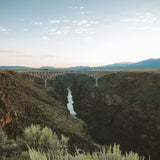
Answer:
67 58 160 69
0 58 160 69
97 58 160 69
40 66 55 69
0 66 32 69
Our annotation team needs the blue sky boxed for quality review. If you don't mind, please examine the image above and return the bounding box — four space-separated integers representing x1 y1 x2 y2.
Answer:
1 0 160 67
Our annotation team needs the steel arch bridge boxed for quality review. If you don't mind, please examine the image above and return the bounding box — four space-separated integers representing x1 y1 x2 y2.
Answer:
18 69 119 87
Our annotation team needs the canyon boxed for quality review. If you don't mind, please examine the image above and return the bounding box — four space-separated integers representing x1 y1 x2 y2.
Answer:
53 72 160 160
1 70 160 159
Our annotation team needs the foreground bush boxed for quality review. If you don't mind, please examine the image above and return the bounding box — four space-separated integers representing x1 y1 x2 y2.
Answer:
15 124 145 160
17 124 68 151
28 144 145 160
16 124 69 159
17 124 53 151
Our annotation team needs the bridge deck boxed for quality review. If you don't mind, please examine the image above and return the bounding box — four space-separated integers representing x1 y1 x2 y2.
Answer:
17 69 120 87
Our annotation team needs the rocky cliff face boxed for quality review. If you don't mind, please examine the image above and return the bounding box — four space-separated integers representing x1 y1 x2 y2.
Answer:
72 72 160 160
0 71 95 153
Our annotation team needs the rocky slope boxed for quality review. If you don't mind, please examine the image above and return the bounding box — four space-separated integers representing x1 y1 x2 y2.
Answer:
71 72 160 160
0 70 95 153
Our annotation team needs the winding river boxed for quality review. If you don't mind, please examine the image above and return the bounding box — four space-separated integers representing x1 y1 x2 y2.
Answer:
67 87 77 116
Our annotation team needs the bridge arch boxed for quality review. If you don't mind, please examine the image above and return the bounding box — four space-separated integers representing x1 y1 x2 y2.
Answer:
19 69 119 87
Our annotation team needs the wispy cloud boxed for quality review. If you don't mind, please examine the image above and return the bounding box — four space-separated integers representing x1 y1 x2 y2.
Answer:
55 31 62 35
80 12 84 15
121 12 159 23
49 20 60 24
72 20 79 24
46 18 98 37
86 24 91 27
48 26 71 36
90 21 99 24
74 27 88 34
63 20 70 23
129 26 160 32
32 21 43 25
0 26 7 32
120 12 160 32
69 6 78 9
71 20 98 27
80 6 84 10
77 20 88 26
69 6 84 10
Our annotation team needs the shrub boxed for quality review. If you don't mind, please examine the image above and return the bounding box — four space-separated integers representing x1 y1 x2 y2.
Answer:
17 125 145 160
17 124 53 151
28 147 48 160
28 143 145 160
17 124 69 153
24 124 53 150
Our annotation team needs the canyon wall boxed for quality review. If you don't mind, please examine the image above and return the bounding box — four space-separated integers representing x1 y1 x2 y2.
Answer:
0 71 95 153
72 72 160 160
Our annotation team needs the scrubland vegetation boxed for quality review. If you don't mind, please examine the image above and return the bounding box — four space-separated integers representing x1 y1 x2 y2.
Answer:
0 124 145 160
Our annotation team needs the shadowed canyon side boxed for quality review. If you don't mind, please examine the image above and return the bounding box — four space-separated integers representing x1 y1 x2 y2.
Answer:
45 72 160 160
70 72 160 160
0 70 95 153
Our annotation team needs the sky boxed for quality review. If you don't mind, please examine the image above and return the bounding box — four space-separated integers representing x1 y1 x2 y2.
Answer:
1 0 160 67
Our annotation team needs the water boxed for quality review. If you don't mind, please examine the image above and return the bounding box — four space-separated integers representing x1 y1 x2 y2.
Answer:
67 87 77 116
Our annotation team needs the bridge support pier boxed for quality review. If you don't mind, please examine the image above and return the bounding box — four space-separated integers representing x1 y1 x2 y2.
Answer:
45 79 47 88
95 78 98 87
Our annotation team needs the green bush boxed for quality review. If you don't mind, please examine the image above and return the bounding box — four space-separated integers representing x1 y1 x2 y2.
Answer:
28 143 145 160
17 124 53 151
24 124 53 150
16 124 145 160
17 124 69 153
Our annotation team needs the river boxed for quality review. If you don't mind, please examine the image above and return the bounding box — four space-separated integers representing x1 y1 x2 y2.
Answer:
67 87 77 116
